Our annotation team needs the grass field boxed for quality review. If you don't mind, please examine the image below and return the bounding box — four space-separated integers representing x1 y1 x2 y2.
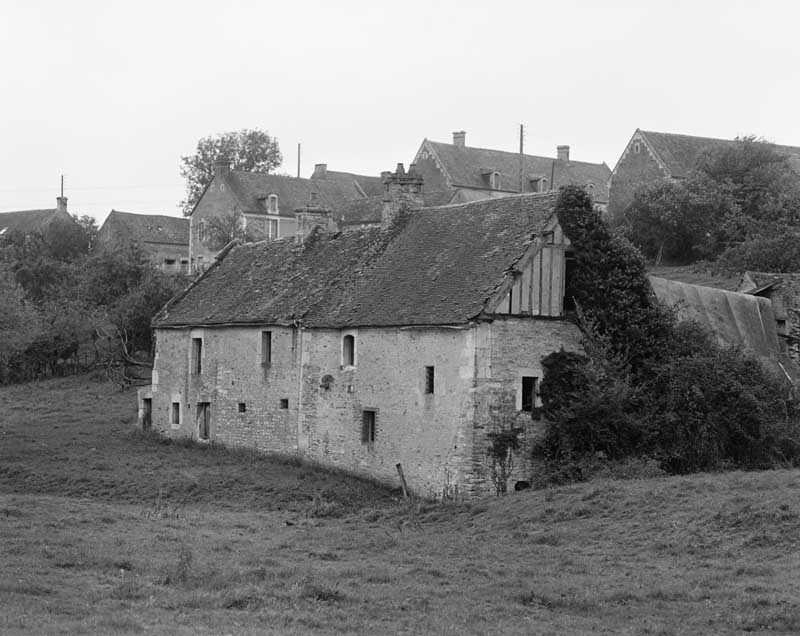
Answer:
2 376 800 635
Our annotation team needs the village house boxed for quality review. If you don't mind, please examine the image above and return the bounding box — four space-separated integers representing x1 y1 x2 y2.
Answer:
95 210 190 274
411 130 611 211
139 165 582 497
738 271 800 364
0 196 77 241
607 129 800 220
188 160 384 273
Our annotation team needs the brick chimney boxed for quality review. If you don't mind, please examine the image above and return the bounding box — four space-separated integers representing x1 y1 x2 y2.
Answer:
213 157 232 178
56 196 68 213
312 163 328 179
556 145 570 162
294 196 338 245
382 163 424 228
452 131 466 148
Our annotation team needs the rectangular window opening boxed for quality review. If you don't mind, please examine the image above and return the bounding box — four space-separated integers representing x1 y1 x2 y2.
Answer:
521 376 538 413
279 398 289 409
170 402 180 427
424 366 435 394
238 402 246 413
141 398 152 431
197 402 211 440
191 337 202 374
261 331 272 365
361 410 376 444
563 253 577 313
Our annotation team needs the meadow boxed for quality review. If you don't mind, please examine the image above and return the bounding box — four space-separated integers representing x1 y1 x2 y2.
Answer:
1 375 799 635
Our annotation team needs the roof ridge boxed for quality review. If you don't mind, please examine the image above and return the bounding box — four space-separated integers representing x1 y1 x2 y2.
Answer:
421 190 558 213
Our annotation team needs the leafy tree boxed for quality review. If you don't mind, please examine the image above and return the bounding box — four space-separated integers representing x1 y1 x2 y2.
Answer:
204 209 256 250
180 128 282 215
0 266 40 379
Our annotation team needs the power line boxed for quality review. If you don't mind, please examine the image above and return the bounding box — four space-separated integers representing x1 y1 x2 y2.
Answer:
0 183 184 193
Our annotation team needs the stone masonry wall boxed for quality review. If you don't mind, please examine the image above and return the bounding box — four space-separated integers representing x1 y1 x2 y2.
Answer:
468 317 582 495
608 136 671 223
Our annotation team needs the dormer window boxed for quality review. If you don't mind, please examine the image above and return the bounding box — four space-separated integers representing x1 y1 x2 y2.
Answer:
587 183 595 194
268 194 278 213
490 172 501 190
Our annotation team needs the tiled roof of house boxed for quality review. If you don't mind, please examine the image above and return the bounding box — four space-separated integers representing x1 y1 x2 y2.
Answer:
155 192 558 328
0 208 69 235
426 140 611 204
640 130 800 179
100 210 189 245
219 170 385 226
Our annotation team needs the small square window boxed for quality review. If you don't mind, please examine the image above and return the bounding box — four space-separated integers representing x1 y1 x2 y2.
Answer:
279 398 289 409
238 402 246 413
424 366 435 394
361 410 376 444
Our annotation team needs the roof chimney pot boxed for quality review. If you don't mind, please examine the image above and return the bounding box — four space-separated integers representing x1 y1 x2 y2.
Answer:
557 145 570 162
56 196 68 213
312 163 328 179
453 131 466 148
213 157 232 178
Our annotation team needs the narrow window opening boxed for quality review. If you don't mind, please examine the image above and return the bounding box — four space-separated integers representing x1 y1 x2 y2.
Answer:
141 398 152 431
343 334 355 367
361 410 376 444
424 366 435 394
191 337 202 374
261 331 272 365
238 402 246 413
197 402 211 440
563 253 577 313
633 142 641 154
521 377 538 412
171 402 180 427
279 398 289 409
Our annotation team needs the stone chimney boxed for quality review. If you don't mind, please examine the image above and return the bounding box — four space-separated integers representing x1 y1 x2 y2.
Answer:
213 157 232 178
312 163 328 179
452 131 466 148
557 145 570 162
294 197 338 245
382 163 424 228
56 196 68 213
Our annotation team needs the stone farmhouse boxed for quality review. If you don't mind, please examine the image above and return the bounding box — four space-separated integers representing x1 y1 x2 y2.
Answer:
0 196 77 240
139 165 581 497
608 129 800 220
412 130 611 211
96 210 190 274
188 160 384 273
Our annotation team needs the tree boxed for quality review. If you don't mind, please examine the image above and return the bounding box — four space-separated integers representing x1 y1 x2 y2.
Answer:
204 209 256 250
179 129 283 215
0 265 40 380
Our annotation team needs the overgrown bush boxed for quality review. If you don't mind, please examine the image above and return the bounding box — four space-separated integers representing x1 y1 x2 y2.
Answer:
533 186 800 483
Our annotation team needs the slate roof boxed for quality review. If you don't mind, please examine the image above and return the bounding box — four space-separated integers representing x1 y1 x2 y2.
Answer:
425 140 611 204
0 208 70 235
216 169 384 226
640 130 800 179
100 210 189 245
155 193 559 329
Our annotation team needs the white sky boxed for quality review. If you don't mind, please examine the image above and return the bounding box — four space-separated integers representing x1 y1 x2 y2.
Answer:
2 0 799 223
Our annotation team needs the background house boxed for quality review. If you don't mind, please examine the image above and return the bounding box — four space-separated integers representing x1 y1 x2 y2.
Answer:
96 210 190 274
608 129 800 220
188 160 384 273
411 131 611 210
140 167 581 497
0 196 77 241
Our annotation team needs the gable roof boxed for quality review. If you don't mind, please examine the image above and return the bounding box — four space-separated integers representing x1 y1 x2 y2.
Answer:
155 192 559 329
99 210 189 245
0 208 71 235
209 169 384 226
423 139 611 204
639 130 800 179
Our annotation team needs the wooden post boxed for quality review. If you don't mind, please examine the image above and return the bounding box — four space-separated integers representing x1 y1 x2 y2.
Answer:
395 463 409 499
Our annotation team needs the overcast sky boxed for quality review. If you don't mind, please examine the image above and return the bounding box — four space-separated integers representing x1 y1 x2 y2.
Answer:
2 0 799 223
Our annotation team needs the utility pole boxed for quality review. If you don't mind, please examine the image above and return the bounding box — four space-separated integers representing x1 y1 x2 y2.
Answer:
297 143 301 178
518 124 524 193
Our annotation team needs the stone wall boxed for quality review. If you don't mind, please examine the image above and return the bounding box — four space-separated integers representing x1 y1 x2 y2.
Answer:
140 317 582 497
608 136 671 222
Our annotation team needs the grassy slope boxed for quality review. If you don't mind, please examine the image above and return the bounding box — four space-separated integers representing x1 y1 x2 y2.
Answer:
2 376 800 635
